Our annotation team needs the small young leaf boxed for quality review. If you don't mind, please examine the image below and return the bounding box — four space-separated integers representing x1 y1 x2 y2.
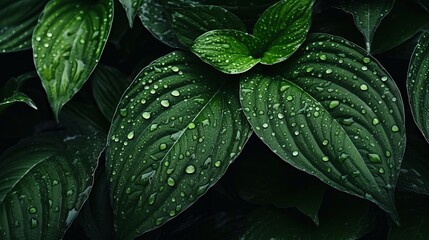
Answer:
119 0 144 27
240 34 405 222
91 65 129 121
0 128 105 239
253 0 313 65
0 0 47 52
407 32 429 142
192 29 260 74
169 4 246 47
0 72 38 113
335 0 395 52
33 0 114 120
106 51 251 239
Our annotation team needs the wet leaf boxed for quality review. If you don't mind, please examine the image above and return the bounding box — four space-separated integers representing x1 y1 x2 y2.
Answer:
106 51 251 239
119 0 144 27
192 29 260 74
33 0 114 120
0 0 47 52
240 33 406 222
335 0 395 52
0 128 105 239
169 4 246 48
91 65 129 121
407 32 429 142
0 72 38 113
253 0 313 65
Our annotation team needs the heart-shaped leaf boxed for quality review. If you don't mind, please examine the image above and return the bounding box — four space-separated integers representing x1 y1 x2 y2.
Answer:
240 33 405 222
169 4 246 48
253 0 313 65
192 30 260 74
407 32 429 143
0 72 38 113
119 0 144 27
106 51 251 239
335 0 395 52
91 65 129 121
0 0 47 53
33 0 114 120
0 128 105 239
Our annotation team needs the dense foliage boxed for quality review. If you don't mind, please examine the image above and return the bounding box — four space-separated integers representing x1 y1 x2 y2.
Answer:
1 0 429 239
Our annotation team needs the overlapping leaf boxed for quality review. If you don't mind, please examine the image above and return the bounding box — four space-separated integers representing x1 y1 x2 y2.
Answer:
0 0 47 52
240 34 405 221
119 0 144 27
0 72 37 113
106 51 251 239
407 32 429 142
33 0 114 120
0 129 104 239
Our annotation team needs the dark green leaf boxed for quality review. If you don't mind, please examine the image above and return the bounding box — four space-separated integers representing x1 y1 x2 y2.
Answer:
192 29 260 74
33 0 114 120
240 34 405 222
0 0 47 52
119 0 144 27
60 102 110 134
169 4 246 47
106 51 251 239
91 65 129 121
407 32 429 142
0 73 38 113
253 0 313 64
335 0 395 52
240 194 372 240
0 128 105 239
372 0 429 54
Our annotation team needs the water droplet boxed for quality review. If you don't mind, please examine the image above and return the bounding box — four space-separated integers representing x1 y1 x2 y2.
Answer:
161 100 170 108
171 66 179 72
28 207 37 214
127 131 134 140
286 96 293 101
120 108 127 117
277 113 284 119
214 160 222 167
188 122 196 129
361 66 368 71
31 218 38 228
391 125 399 132
360 84 368 91
53 179 59 185
385 151 391 157
142 112 151 119
339 153 349 162
148 193 157 205
372 118 380 126
292 151 299 157
321 156 329 162
379 168 385 174
363 57 371 63
171 90 180 97
329 100 340 109
381 76 388 82
319 54 327 60
66 189 74 196
368 153 381 163
185 165 196 174
167 177 175 186
159 143 167 150
262 123 269 128
306 67 314 72
155 217 163 225
326 69 333 74
46 32 53 38
322 140 329 146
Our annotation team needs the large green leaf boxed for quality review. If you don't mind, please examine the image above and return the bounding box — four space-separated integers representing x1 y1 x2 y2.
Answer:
33 0 114 120
240 33 405 221
192 30 260 74
0 128 105 239
168 4 246 48
119 0 144 27
0 72 37 113
253 0 313 65
91 65 129 121
106 51 251 239
335 0 395 52
0 0 47 53
407 32 429 142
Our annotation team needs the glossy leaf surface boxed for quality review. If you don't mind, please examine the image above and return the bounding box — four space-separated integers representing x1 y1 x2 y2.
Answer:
407 32 429 142
192 30 260 74
33 0 114 120
107 52 251 239
119 0 144 27
0 73 37 113
253 0 313 64
335 0 395 52
0 0 47 52
240 34 405 221
0 129 104 239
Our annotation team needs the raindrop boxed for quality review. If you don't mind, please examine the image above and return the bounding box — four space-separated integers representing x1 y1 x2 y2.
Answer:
292 151 299 157
372 118 380 126
188 123 196 129
28 207 37 214
31 218 38 228
214 160 222 167
326 69 333 74
185 165 196 174
391 125 399 132
142 112 151 119
368 153 382 163
319 54 327 60
360 84 368 91
329 100 340 109
148 193 157 205
363 57 371 63
167 177 175 186
306 67 314 72
321 156 329 162
381 76 388 82
159 143 167 150
171 66 179 72
322 140 329 146
171 90 180 97
120 108 127 117
361 66 368 71
127 131 134 140
66 189 74 196
161 100 170 108
379 168 385 174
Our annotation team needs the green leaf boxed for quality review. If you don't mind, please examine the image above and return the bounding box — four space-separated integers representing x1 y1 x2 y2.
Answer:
33 0 114 120
0 0 47 52
240 33 405 222
253 0 313 65
240 194 372 240
169 4 246 48
407 32 429 142
234 139 326 224
119 0 144 27
335 0 395 52
0 128 105 239
0 73 38 113
106 51 251 239
192 29 260 74
91 65 129 121
60 101 110 134
397 135 429 196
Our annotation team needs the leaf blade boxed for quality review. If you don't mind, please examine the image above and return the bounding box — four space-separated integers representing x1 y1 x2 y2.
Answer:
119 0 144 27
